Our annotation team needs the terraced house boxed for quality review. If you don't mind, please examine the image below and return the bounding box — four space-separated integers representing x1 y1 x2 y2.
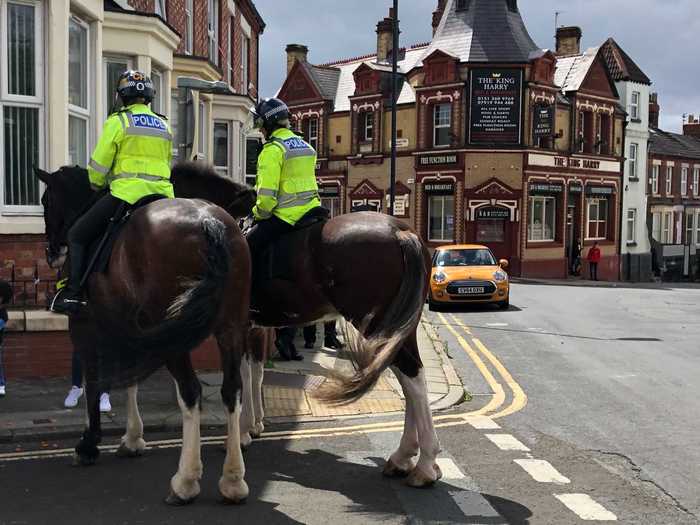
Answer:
0 0 263 308
278 0 631 280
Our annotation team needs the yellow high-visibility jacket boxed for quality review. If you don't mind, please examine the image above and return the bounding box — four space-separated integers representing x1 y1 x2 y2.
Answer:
253 127 320 225
87 103 174 204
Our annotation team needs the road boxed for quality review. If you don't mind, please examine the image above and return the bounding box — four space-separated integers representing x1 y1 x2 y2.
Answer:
0 282 698 524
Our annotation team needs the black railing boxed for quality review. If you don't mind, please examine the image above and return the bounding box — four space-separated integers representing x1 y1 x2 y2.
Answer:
4 262 58 309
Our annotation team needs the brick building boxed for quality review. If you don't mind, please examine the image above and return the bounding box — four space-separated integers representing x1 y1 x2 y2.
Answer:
277 0 629 279
647 98 700 281
0 0 264 379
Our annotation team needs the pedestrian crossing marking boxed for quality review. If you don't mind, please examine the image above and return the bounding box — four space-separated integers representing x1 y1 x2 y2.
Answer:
485 434 530 452
435 457 465 479
514 459 571 484
555 493 618 521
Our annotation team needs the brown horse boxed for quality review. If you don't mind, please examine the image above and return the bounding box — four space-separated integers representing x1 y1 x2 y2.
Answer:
173 162 442 487
35 166 251 504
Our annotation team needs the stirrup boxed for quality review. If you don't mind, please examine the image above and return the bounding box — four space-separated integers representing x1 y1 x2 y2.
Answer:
50 289 87 315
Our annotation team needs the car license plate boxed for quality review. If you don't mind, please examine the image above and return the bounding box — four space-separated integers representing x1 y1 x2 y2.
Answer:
458 287 485 295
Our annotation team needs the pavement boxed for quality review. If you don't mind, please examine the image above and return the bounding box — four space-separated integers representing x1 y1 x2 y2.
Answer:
0 319 465 444
512 275 700 289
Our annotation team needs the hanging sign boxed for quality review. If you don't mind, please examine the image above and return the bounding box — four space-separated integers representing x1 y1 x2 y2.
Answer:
533 105 554 137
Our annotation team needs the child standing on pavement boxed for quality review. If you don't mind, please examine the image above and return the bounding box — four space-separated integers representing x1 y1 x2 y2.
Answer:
0 280 14 397
587 241 602 281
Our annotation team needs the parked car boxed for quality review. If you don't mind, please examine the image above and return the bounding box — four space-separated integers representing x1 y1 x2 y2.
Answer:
429 244 510 310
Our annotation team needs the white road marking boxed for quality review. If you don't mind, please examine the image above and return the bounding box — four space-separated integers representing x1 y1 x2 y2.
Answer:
464 415 501 430
485 434 530 452
435 457 465 479
486 323 508 327
514 459 571 484
555 493 618 521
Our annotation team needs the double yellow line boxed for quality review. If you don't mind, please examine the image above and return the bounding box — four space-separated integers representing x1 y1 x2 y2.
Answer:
436 312 527 419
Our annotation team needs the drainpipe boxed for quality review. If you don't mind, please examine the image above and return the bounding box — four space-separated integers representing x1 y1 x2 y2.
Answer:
619 114 628 281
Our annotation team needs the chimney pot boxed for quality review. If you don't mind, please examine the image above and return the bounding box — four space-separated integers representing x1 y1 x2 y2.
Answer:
376 8 396 63
285 44 309 75
556 26 582 56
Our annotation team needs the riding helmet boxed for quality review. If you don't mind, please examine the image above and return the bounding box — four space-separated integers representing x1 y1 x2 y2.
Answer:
116 70 155 104
251 98 290 132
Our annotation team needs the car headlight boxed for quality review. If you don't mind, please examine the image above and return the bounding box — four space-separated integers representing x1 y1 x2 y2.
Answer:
493 270 508 282
433 272 447 284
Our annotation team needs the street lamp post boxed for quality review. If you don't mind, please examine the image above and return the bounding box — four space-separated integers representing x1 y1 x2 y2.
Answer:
389 0 399 216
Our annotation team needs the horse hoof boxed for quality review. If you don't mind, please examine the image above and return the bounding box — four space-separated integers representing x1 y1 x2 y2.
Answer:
405 464 440 488
165 490 197 506
219 478 249 504
116 442 145 458
252 422 265 438
240 432 253 451
382 457 415 478
72 452 98 467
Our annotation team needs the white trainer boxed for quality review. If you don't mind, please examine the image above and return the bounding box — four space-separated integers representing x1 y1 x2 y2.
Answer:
0 385 5 396
64 386 83 408
99 393 112 413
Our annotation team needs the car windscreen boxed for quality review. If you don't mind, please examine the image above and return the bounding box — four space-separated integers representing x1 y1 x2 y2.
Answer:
434 249 497 267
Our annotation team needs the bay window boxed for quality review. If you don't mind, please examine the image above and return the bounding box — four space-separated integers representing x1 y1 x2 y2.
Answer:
1 0 44 210
433 103 451 147
586 198 608 240
104 56 132 118
213 121 231 177
428 195 454 242
528 196 556 241
68 16 89 167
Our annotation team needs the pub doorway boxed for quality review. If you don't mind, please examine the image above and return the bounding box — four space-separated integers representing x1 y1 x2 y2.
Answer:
567 191 582 275
474 206 512 262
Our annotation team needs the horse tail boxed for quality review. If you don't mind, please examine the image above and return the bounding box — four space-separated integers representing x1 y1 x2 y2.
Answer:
97 216 231 388
317 229 428 405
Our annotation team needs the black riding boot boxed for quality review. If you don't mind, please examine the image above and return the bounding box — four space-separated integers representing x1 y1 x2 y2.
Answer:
50 243 88 315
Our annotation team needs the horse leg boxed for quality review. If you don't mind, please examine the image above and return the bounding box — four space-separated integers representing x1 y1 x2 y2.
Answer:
217 327 249 504
116 384 146 457
250 340 266 438
238 353 254 449
383 370 418 477
74 378 102 466
390 333 442 488
165 355 203 505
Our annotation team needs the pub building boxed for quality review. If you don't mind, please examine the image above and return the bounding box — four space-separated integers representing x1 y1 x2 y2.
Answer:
276 0 628 279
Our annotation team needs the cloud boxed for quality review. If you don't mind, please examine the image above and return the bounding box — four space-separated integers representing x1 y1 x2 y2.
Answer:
255 0 699 132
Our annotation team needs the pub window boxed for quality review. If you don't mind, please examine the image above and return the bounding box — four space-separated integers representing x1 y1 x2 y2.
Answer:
627 208 636 243
361 111 374 142
628 143 638 179
428 195 455 242
528 196 555 242
600 114 611 154
694 168 699 197
586 198 608 240
321 195 341 217
666 166 673 195
433 103 451 147
630 91 640 120
302 117 319 151
651 165 659 194
682 167 689 196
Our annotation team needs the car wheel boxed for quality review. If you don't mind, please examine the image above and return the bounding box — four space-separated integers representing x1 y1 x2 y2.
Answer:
428 294 443 312
497 299 510 310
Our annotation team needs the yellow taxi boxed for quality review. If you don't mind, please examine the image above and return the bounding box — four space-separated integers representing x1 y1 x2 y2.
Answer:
429 244 510 310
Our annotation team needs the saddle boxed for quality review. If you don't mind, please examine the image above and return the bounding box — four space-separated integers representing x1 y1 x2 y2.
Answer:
261 207 330 282
79 194 167 287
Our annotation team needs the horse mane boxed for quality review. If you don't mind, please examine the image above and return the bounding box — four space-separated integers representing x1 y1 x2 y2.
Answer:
57 165 98 209
171 161 249 192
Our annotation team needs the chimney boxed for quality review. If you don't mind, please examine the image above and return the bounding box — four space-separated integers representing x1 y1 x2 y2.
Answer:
285 44 308 74
376 8 396 63
432 0 447 36
556 26 582 56
649 92 660 129
684 114 700 139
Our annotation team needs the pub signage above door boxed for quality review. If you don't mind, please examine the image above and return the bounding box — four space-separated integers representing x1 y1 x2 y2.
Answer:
418 154 459 166
318 185 340 197
529 182 563 194
424 182 455 194
586 186 615 196
528 153 621 173
476 207 510 220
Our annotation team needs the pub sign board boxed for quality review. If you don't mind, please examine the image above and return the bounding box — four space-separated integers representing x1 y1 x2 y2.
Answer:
424 182 454 195
476 207 510 220
533 105 554 137
469 69 523 145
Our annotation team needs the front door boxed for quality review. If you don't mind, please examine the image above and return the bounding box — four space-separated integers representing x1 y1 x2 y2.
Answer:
475 217 510 261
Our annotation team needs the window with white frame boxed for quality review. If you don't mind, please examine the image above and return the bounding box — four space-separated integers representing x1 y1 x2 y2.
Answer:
198 100 208 160
1 0 44 210
651 165 659 194
104 56 132 118
303 117 318 151
682 167 689 196
662 211 673 244
433 103 451 147
627 209 636 243
629 143 638 179
68 16 90 167
694 168 700 197
696 210 700 245
666 166 673 195
245 137 261 187
321 195 341 217
155 0 166 18
226 16 233 85
241 35 250 94
528 196 556 241
362 111 374 141
213 121 231 176
150 69 163 114
185 0 194 54
630 91 640 120
586 198 608 240
652 212 661 242
428 195 455 242
208 0 219 66
686 212 694 245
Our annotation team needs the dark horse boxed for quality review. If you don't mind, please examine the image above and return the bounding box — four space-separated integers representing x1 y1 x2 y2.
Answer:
35 166 252 504
173 162 443 487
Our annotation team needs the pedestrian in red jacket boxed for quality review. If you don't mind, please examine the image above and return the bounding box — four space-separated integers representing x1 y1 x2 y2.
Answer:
587 242 602 281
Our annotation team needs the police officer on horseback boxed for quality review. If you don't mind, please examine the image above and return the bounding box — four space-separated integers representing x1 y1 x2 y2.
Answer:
246 98 322 360
51 70 174 315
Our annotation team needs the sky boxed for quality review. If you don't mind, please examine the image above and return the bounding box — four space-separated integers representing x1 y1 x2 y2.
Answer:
253 0 700 133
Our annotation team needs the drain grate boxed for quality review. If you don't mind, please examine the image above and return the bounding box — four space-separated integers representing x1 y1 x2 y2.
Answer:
616 337 662 342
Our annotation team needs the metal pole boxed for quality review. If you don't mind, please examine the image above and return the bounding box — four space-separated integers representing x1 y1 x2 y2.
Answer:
389 0 399 216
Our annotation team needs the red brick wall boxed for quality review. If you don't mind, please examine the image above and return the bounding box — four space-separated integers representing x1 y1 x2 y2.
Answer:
128 0 155 12
3 332 221 380
167 0 187 53
0 235 56 307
